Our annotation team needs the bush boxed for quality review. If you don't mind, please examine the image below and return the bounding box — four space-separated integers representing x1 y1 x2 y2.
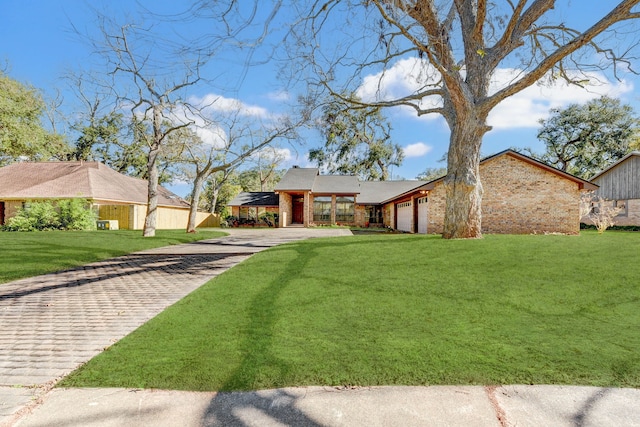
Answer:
3 199 97 232
58 199 97 230
259 211 276 227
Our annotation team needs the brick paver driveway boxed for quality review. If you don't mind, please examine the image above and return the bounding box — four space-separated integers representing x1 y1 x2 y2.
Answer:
0 228 351 423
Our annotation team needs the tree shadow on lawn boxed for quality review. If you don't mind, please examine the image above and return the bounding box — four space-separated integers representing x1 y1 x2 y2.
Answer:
201 236 423 425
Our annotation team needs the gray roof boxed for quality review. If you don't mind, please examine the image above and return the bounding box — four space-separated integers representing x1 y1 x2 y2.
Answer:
312 175 360 194
227 192 280 206
274 167 319 191
589 151 640 181
358 180 427 204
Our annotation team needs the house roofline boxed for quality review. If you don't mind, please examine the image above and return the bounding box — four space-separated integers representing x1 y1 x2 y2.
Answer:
589 151 640 181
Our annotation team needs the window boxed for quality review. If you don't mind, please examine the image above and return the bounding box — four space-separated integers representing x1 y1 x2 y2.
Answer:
313 196 332 222
366 205 383 224
336 196 354 222
239 206 257 221
614 200 628 217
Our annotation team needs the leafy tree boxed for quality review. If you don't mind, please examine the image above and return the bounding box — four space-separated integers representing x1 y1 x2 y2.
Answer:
416 167 447 181
202 171 242 217
0 72 68 165
309 95 403 181
293 1 640 238
71 111 123 160
534 96 638 178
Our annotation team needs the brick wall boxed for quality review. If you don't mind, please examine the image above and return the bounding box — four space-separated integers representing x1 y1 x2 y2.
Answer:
614 199 640 226
427 154 582 234
278 193 292 227
583 198 640 226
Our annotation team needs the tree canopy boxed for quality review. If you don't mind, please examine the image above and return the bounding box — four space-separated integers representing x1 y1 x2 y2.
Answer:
0 72 68 165
292 0 640 238
534 96 639 179
309 95 404 181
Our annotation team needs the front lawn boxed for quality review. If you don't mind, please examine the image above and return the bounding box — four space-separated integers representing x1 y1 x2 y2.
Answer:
0 229 226 284
60 231 640 390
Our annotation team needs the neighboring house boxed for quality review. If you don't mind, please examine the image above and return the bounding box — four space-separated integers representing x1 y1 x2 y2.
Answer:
267 149 597 234
0 161 215 230
588 151 640 226
227 192 280 225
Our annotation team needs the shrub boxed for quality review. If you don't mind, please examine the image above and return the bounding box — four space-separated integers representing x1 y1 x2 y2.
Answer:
4 201 59 231
259 211 276 227
58 199 97 230
3 199 96 231
580 192 623 234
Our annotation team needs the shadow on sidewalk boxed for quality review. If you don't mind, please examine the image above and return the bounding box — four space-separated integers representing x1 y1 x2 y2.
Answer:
0 252 247 302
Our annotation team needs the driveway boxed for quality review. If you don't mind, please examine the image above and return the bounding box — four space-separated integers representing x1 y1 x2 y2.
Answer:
0 227 351 424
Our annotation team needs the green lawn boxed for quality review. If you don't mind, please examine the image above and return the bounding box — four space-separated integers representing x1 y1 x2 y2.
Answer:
60 231 640 391
0 229 226 284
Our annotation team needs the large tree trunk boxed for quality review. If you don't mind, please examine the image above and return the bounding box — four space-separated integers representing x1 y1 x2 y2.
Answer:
442 118 487 239
186 172 206 233
143 143 160 237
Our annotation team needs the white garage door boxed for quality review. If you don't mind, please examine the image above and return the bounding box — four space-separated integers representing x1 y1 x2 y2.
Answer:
397 201 412 232
417 196 428 234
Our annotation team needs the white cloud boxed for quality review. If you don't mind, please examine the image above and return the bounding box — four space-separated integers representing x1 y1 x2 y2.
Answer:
188 94 270 118
356 57 442 119
249 146 293 163
266 90 291 102
487 69 634 129
403 142 432 158
356 60 633 130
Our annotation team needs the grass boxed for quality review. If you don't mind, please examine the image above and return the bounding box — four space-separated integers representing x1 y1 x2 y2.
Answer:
60 231 640 391
0 229 226 284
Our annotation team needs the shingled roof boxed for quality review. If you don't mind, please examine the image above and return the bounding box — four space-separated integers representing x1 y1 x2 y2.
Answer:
228 192 280 206
274 167 319 191
0 161 190 208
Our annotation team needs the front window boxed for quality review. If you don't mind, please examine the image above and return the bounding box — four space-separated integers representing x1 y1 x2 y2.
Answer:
313 196 332 222
336 196 354 223
239 206 257 221
614 200 628 217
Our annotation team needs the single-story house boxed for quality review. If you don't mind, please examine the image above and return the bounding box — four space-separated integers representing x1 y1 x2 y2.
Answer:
247 149 597 234
0 161 216 230
227 192 280 225
588 151 640 226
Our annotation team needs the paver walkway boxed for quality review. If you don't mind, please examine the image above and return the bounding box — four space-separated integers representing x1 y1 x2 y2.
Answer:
0 228 352 425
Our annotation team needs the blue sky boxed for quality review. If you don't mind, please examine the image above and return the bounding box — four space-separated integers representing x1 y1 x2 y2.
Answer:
2 1 639 197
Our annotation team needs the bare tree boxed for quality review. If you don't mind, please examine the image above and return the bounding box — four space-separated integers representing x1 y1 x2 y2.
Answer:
178 107 302 232
81 1 286 236
292 0 640 238
581 192 623 233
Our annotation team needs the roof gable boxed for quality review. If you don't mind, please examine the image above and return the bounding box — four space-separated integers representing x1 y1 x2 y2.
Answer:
274 167 319 191
589 151 640 181
420 150 598 191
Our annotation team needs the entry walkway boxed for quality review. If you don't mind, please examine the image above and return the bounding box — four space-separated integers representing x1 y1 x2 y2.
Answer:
0 228 351 425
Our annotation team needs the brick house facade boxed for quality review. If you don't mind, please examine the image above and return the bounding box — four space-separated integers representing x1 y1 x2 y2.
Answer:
231 150 596 235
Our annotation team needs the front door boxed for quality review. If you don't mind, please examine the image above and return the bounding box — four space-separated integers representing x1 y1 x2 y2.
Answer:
0 202 4 225
292 198 304 224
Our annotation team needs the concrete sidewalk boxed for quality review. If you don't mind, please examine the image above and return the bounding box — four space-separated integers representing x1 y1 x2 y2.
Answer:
10 385 640 426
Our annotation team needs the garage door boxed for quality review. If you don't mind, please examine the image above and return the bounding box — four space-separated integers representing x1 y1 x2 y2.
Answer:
417 196 428 234
396 201 412 232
